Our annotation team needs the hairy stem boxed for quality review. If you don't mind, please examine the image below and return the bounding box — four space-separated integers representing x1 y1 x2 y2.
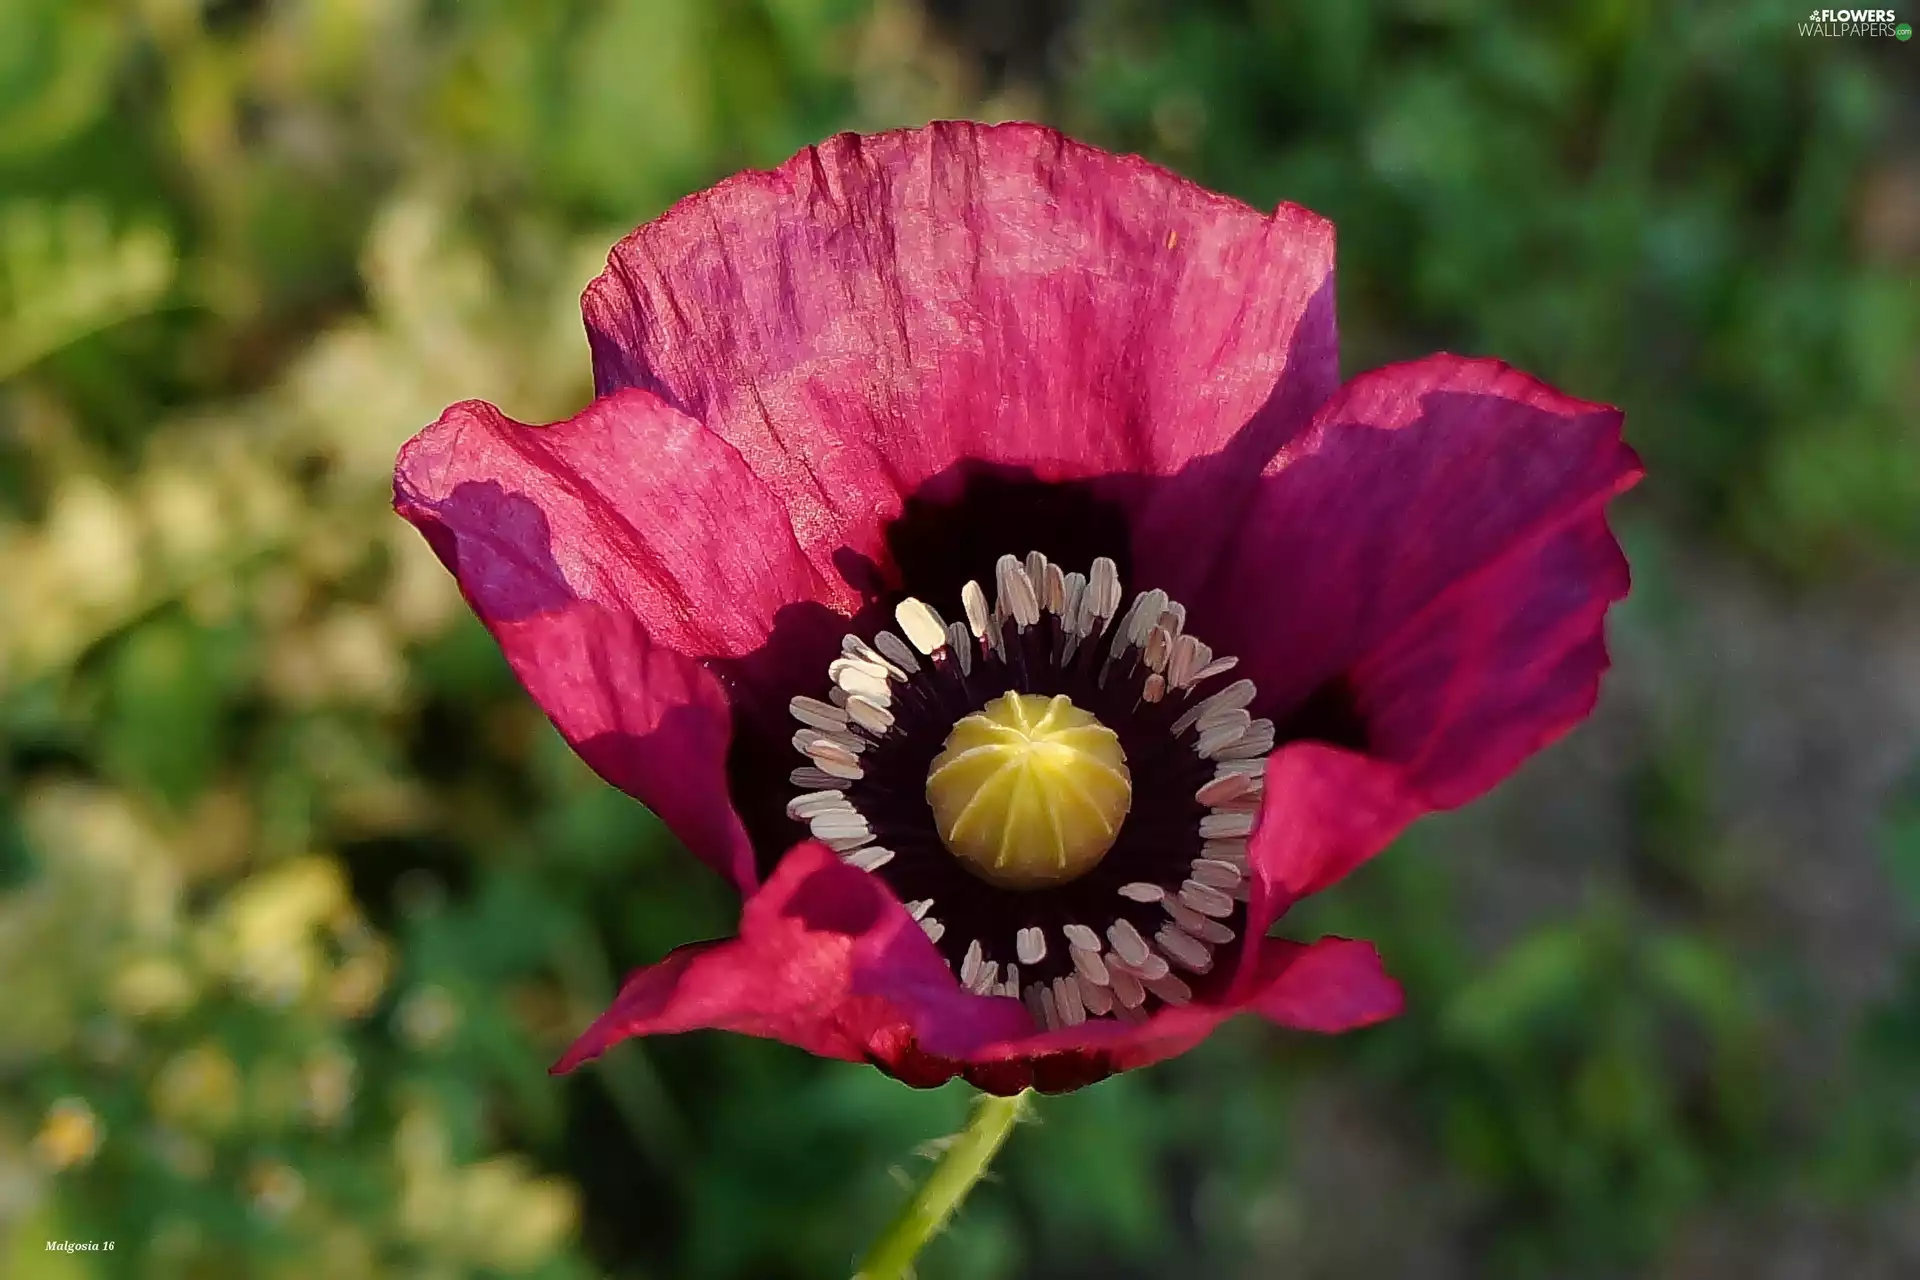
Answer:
853 1089 1033 1279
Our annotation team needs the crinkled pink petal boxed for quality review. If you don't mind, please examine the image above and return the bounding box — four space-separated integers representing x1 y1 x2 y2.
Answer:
582 120 1339 595
393 389 860 892
949 935 1402 1095
1249 937 1406 1032
1351 509 1630 806
1218 354 1641 807
552 841 1033 1074
1239 743 1431 947
556 871 1401 1094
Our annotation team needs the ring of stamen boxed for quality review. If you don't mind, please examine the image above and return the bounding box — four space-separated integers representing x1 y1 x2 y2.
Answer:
785 551 1274 1030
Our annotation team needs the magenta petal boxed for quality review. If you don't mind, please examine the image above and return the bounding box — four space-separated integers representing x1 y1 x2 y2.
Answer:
1353 509 1631 806
583 120 1338 590
551 842 1032 1074
547 835 1409 1090
1248 937 1404 1033
936 935 1403 1095
1020 1001 1235 1087
393 390 858 892
1240 743 1428 944
1219 354 1640 799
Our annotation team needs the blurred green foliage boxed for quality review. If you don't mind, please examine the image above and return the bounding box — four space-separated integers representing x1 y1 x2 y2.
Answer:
1065 0 1920 574
1 1 1914 1277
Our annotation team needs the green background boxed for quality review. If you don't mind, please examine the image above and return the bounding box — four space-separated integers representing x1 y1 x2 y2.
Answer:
3 1 1917 1276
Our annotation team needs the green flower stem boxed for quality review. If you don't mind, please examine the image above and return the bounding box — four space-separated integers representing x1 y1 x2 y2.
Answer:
853 1088 1033 1279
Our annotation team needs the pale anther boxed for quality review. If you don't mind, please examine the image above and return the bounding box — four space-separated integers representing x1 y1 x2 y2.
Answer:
810 755 863 781
872 630 921 674
1155 925 1213 973
1191 858 1243 889
945 622 973 675
842 635 907 680
894 598 949 656
1106 919 1151 967
789 695 850 731
1189 656 1240 683
786 790 848 820
961 580 992 638
1166 895 1237 944
844 695 895 735
1171 677 1256 734
1199 811 1256 840
1179 880 1235 918
1124 949 1170 981
1202 838 1249 862
1053 975 1087 1026
1061 923 1101 952
1144 972 1193 1005
1213 722 1276 760
1196 772 1254 806
1016 926 1047 965
1070 946 1110 986
1024 550 1049 592
995 554 1040 626
1195 713 1253 757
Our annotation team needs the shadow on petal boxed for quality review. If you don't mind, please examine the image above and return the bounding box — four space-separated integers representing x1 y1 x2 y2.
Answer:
394 390 850 893
552 843 1032 1076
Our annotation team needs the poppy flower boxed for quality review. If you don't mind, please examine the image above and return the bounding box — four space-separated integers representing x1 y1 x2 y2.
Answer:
393 121 1641 1095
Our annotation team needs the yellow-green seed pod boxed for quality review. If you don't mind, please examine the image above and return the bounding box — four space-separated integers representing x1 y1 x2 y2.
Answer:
925 692 1131 890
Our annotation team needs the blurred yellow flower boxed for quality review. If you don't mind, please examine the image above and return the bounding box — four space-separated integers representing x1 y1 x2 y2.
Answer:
43 473 142 610
151 1042 242 1135
395 1104 579 1270
326 949 391 1021
140 465 227 568
262 607 404 709
300 1046 357 1129
202 855 351 1006
314 606 405 706
33 1097 102 1171
109 955 199 1020
396 985 459 1049
179 786 255 884
459 1158 579 1272
20 781 183 938
149 1125 215 1181
248 1160 306 1219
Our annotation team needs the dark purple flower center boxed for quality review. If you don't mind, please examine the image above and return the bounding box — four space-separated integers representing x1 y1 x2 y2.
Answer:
785 551 1271 1028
